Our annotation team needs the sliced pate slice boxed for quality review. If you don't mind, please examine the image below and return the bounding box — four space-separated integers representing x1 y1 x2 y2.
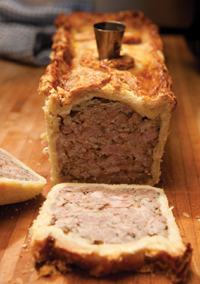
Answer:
0 148 46 205
30 183 192 283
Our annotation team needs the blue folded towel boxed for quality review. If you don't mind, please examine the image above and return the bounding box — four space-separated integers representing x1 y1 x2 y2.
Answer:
0 0 92 65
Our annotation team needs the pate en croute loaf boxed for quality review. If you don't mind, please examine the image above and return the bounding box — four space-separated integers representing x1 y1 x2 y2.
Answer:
39 10 176 185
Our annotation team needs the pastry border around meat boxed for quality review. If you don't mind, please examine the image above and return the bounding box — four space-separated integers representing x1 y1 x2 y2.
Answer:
30 183 192 282
0 148 46 205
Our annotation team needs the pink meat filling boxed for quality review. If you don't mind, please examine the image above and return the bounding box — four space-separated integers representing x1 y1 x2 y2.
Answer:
0 150 39 181
50 185 168 244
56 98 161 184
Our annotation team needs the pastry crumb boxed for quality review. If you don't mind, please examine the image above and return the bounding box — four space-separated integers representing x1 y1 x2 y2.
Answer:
43 147 48 155
22 244 27 248
14 278 23 284
37 265 57 278
183 212 190 218
22 269 27 275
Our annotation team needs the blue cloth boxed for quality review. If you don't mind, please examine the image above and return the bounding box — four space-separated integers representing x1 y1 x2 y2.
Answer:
0 0 92 65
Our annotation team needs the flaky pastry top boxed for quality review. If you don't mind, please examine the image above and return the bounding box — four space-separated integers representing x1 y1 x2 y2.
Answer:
38 10 176 111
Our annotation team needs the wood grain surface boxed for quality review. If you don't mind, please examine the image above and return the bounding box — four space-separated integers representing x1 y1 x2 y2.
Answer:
0 35 200 284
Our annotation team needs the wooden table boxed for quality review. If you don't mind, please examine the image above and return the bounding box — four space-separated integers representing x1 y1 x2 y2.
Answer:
0 35 200 284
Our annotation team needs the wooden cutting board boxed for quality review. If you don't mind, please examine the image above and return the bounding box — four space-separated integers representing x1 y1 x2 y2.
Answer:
0 35 200 284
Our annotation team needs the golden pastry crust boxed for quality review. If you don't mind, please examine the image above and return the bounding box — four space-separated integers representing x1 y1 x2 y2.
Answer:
39 10 175 105
39 11 176 185
0 148 46 205
30 183 191 283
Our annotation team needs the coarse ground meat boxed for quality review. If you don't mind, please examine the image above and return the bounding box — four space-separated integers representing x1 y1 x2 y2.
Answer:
50 185 168 244
0 150 39 181
56 98 161 184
